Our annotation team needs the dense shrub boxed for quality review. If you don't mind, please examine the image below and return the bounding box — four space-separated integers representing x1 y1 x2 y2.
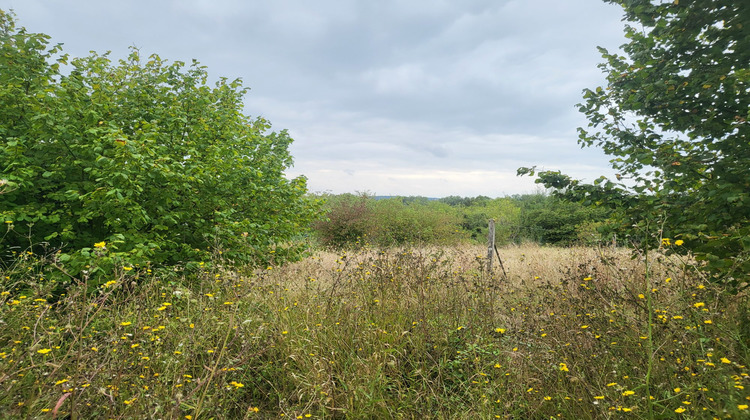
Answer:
0 11 319 274
514 194 610 245
312 195 465 248
371 198 464 246
311 194 376 248
312 193 613 248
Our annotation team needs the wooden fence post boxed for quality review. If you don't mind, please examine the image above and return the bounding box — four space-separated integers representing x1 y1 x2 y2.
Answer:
487 219 508 280
486 219 495 273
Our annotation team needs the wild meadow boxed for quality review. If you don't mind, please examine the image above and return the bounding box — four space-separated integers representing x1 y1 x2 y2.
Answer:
1 242 748 419
2 3 749 418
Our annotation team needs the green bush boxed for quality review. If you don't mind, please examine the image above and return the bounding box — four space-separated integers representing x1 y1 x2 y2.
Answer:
311 193 376 248
312 195 466 248
515 194 610 245
0 11 319 274
371 198 464 246
455 198 521 244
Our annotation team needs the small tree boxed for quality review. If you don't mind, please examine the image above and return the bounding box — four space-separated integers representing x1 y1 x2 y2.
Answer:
519 0 749 289
0 10 319 271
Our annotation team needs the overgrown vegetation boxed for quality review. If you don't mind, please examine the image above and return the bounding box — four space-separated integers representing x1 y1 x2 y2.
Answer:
1 244 748 418
2 2 749 418
310 193 612 249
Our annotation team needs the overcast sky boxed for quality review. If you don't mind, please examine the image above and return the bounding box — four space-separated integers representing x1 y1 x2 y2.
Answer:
3 0 629 197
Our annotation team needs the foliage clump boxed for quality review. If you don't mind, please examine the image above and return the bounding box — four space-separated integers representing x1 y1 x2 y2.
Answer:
0 10 319 273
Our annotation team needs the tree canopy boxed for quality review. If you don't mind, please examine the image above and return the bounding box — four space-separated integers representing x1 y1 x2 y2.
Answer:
520 0 749 289
0 10 319 272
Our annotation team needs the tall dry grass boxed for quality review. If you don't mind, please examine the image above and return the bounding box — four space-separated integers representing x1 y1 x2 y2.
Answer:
1 244 748 418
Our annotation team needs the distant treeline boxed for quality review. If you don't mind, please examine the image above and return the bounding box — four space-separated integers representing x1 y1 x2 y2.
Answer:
310 193 613 248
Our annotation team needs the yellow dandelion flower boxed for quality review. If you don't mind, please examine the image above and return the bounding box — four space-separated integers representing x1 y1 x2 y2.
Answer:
662 238 671 246
559 363 569 372
622 390 635 396
123 266 133 271
37 349 51 354
120 322 132 326
675 239 684 246
693 302 705 308
738 404 748 410
94 241 106 248
594 396 605 400
495 328 506 333
721 357 731 364
675 407 686 413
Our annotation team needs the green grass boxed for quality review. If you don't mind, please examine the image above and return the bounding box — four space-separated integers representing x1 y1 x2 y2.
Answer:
1 244 749 419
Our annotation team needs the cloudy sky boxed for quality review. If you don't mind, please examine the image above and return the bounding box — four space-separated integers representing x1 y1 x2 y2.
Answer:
3 0 629 197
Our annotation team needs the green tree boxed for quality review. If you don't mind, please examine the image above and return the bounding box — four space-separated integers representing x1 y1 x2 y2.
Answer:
0 10 319 270
517 195 610 245
520 1 749 288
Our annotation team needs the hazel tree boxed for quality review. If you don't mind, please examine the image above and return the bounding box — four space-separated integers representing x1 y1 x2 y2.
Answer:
519 0 750 289
0 10 320 271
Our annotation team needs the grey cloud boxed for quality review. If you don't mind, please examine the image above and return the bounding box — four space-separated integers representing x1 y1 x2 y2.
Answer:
2 0 628 197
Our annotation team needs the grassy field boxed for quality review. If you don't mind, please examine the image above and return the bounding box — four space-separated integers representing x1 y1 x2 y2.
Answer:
1 244 748 419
